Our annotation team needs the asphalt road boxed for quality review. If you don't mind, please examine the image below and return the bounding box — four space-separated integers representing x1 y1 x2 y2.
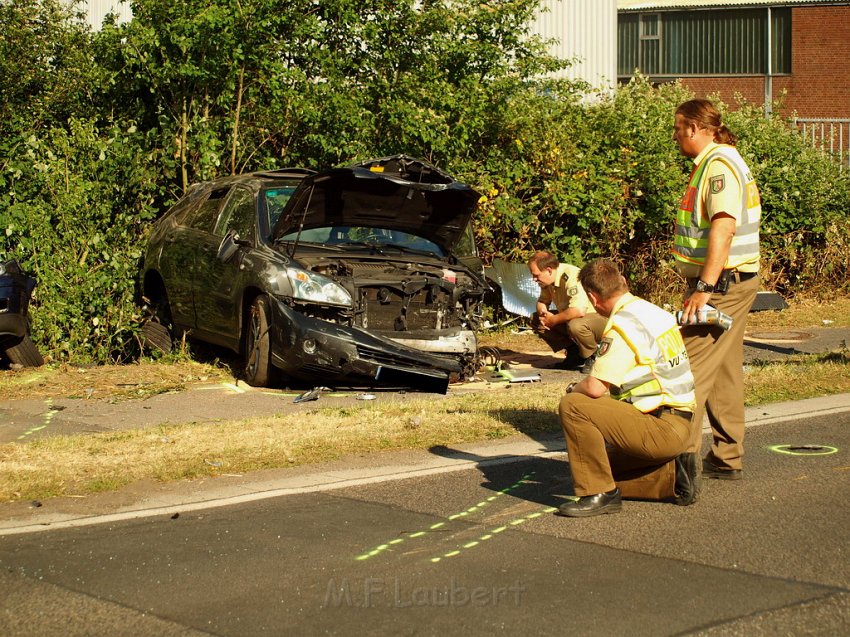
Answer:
1 411 848 636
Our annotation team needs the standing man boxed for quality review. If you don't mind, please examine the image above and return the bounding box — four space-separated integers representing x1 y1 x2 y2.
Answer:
528 251 606 370
557 259 699 518
672 98 761 480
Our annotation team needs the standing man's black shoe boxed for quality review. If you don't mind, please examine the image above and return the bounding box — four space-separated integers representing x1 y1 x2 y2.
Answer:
703 459 743 480
674 453 701 505
556 488 622 518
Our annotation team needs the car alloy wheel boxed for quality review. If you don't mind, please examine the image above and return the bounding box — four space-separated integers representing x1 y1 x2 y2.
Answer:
244 294 273 387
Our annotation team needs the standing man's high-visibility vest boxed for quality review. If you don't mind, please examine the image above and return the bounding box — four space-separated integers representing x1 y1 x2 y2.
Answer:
673 143 761 272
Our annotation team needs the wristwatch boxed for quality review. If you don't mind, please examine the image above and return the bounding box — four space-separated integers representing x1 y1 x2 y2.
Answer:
695 279 715 293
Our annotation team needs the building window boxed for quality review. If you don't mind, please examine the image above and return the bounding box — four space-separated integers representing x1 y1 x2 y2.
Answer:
618 8 791 80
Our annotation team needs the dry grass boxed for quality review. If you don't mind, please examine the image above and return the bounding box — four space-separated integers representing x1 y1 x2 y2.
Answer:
746 296 850 329
0 360 230 401
0 384 559 501
745 350 850 405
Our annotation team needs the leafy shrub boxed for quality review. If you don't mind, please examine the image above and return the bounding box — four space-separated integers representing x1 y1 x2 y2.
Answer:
0 119 162 362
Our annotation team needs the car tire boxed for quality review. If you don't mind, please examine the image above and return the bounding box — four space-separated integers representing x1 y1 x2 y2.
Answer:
243 295 274 387
141 288 174 354
4 334 44 368
141 320 173 354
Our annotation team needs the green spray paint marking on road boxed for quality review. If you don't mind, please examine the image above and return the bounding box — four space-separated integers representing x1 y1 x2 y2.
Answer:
354 473 535 561
430 506 558 563
16 399 58 441
768 444 838 456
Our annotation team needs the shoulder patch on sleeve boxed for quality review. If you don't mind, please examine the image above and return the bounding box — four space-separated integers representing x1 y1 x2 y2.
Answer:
710 175 725 194
596 337 613 357
567 286 578 297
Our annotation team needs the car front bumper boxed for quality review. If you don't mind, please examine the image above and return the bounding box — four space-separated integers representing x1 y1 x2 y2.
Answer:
268 300 466 393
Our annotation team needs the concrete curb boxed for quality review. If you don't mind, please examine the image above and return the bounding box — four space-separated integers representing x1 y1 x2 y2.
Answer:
2 393 850 536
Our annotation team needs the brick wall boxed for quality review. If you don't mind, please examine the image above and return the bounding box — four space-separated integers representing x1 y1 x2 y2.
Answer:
677 6 850 119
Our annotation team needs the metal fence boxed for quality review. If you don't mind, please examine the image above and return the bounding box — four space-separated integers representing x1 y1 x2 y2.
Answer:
792 118 850 170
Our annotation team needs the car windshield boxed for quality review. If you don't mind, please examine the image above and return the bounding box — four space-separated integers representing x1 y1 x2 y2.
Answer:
276 226 445 257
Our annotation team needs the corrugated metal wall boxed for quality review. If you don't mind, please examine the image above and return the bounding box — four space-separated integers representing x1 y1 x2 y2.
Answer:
531 0 618 89
75 0 133 29
619 8 792 78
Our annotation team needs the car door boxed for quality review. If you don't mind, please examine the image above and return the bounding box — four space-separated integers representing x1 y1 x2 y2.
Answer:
192 186 258 349
154 188 227 331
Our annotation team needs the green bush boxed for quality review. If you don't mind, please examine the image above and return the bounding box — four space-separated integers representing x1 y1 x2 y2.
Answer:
465 77 850 304
0 119 162 362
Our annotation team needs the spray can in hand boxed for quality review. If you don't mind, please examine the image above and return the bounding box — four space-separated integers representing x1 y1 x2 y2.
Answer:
675 305 734 331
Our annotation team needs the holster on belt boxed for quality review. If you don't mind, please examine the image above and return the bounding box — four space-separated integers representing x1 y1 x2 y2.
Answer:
715 269 732 295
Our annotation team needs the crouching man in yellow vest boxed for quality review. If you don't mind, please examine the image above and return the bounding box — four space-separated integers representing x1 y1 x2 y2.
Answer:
557 259 700 518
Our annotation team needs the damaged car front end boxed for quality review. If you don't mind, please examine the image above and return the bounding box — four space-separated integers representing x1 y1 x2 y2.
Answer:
266 155 488 392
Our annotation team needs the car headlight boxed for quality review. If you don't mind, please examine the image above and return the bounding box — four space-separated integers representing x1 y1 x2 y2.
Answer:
286 267 352 306
0 263 6 276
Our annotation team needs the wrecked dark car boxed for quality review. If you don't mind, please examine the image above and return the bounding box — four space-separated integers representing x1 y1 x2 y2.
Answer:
0 259 44 368
140 155 488 392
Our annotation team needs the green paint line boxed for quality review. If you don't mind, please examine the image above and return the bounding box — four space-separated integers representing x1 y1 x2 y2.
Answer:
17 399 55 441
427 506 555 564
354 471 537 562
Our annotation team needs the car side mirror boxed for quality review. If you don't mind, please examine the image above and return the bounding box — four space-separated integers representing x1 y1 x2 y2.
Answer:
217 230 249 263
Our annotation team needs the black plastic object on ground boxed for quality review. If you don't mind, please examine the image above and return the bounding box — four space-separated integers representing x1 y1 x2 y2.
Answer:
0 259 44 368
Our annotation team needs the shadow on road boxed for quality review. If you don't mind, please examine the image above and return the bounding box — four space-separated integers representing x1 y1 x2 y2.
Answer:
427 443 573 509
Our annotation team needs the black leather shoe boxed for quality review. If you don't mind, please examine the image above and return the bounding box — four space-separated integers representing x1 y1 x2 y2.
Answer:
703 458 743 480
674 453 701 505
579 355 595 374
556 488 622 518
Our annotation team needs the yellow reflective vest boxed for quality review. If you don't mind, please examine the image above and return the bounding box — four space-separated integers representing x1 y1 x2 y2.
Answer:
604 296 696 413
673 144 761 271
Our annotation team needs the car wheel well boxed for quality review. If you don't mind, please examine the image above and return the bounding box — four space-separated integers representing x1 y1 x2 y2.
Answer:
143 270 167 305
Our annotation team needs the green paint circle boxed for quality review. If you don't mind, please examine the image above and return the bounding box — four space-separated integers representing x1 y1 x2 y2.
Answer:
767 444 838 456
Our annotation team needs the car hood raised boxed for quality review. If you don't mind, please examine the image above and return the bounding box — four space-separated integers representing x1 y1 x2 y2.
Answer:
271 155 481 251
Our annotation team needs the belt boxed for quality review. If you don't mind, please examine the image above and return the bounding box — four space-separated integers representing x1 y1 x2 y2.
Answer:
687 271 756 288
652 406 693 420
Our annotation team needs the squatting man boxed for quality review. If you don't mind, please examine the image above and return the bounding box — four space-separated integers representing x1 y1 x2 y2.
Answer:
556 259 701 517
528 251 606 371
